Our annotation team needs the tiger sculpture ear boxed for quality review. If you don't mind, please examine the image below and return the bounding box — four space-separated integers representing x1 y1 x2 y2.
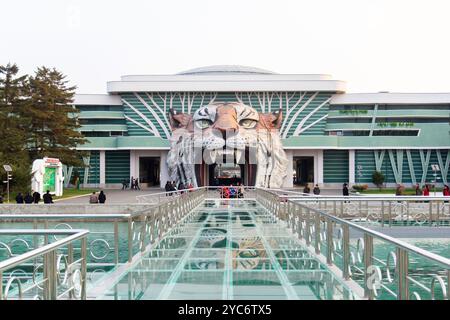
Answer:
169 109 194 131
258 108 283 130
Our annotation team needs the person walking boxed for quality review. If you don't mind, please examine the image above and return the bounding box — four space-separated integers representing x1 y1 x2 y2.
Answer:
303 184 310 194
313 184 321 195
98 190 106 204
395 184 404 196
24 192 33 204
422 184 430 196
32 190 41 204
130 176 135 190
89 192 99 204
442 185 449 196
343 183 349 196
0 194 3 204
178 182 185 194
15 192 24 204
135 178 141 191
43 190 53 204
121 179 127 190
415 184 422 196
172 181 178 195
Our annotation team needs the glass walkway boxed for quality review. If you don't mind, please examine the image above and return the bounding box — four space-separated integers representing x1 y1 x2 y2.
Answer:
98 199 355 300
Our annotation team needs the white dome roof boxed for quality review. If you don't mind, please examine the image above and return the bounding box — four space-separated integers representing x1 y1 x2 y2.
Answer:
177 65 276 75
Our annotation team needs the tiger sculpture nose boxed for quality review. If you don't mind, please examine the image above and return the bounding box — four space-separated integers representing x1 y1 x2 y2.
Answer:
212 105 239 140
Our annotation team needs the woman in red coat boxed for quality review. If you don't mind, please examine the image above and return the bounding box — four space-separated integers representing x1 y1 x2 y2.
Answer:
422 184 430 196
443 185 450 196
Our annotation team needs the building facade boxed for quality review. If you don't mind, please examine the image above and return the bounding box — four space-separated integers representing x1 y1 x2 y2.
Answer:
70 65 450 189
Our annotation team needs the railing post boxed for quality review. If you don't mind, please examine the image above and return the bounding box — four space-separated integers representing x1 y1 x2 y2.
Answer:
127 217 133 263
381 201 385 227
44 250 57 300
326 218 333 265
67 243 74 299
140 215 147 253
364 234 374 300
388 201 392 227
114 220 119 265
315 213 320 254
429 201 433 224
305 208 311 246
81 237 87 300
396 248 409 300
298 205 304 239
447 270 450 301
0 271 3 300
342 225 350 280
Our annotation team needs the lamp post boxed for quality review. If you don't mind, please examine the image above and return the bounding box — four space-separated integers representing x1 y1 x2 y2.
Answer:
3 165 12 203
430 164 440 196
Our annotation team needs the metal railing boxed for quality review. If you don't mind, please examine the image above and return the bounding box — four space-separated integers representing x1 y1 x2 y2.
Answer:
263 189 450 226
0 189 206 267
256 188 450 300
136 186 255 204
0 229 89 300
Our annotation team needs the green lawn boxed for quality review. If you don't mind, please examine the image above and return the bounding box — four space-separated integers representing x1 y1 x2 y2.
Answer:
2 188 97 203
356 188 417 195
54 188 98 200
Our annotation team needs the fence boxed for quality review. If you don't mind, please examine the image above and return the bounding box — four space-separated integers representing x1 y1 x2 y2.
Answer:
0 229 88 300
256 188 450 300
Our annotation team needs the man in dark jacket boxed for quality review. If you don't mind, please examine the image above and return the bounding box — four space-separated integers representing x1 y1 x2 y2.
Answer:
15 192 24 204
313 184 321 195
43 190 53 204
343 183 349 196
98 190 106 204
32 190 41 204
24 192 33 204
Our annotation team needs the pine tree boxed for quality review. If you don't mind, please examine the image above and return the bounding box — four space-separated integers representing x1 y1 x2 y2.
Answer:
0 63 31 194
26 67 86 166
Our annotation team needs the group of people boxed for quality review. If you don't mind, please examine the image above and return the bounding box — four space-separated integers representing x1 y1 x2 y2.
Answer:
411 183 450 196
302 184 321 195
121 177 140 190
0 190 55 204
164 181 194 195
89 191 107 204
219 184 244 198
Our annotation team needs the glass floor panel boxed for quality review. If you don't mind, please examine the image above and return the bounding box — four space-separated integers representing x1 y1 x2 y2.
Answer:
98 199 357 300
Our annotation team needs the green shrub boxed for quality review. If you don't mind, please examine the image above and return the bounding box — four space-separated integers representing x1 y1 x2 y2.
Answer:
352 184 368 192
372 171 385 190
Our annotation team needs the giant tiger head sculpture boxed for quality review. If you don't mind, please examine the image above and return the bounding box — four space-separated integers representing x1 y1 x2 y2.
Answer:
167 102 288 188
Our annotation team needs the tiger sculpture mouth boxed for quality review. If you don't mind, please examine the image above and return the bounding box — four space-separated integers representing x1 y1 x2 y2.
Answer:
167 102 288 188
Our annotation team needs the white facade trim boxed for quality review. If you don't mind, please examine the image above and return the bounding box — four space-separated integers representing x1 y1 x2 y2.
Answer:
99 150 106 186
73 94 122 105
107 80 346 93
331 92 450 105
317 150 324 184
349 150 355 184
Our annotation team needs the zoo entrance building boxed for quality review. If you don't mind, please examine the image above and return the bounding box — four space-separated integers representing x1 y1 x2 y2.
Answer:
70 65 450 189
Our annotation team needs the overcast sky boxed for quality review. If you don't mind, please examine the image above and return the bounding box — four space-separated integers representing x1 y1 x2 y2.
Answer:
2 0 450 94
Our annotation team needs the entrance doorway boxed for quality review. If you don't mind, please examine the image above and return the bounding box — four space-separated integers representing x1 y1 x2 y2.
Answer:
293 157 314 186
209 163 243 186
139 157 160 187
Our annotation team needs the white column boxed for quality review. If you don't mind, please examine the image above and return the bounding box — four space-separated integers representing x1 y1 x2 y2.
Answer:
349 149 355 184
130 150 137 179
160 151 169 189
99 150 106 187
282 150 294 188
317 150 324 185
